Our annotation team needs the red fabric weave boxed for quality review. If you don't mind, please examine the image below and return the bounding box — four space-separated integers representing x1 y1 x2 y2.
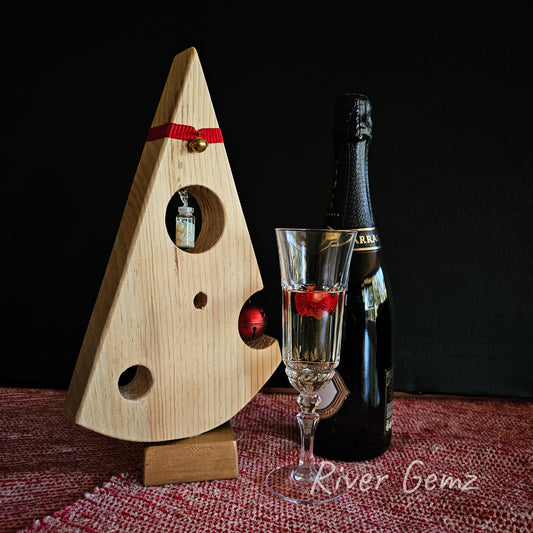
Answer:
1 388 531 532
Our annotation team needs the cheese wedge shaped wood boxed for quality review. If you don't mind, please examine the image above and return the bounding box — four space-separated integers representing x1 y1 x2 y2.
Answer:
64 47 281 442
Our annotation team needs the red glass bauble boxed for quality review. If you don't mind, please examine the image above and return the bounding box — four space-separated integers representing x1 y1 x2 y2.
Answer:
238 300 267 341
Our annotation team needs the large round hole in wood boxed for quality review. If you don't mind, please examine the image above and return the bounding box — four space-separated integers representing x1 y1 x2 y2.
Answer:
118 365 153 400
165 185 225 253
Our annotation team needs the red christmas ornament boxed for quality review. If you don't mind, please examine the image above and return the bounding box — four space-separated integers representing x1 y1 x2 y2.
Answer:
238 300 268 341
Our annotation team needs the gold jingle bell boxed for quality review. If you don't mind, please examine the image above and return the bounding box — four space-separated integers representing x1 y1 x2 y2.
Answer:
188 136 209 153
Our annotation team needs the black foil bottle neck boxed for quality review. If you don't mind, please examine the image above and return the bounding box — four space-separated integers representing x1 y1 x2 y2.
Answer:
326 93 375 230
333 93 372 143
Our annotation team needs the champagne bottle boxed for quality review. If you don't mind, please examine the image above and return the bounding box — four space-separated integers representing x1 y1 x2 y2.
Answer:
314 93 394 461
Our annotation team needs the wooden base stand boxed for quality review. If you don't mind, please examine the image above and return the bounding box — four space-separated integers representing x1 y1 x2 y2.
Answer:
143 423 238 486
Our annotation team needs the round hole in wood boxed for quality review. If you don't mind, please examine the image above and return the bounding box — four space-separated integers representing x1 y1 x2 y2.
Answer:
165 185 225 253
118 365 153 400
194 292 208 309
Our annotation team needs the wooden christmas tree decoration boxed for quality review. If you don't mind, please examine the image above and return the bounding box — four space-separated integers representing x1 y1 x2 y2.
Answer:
64 48 281 482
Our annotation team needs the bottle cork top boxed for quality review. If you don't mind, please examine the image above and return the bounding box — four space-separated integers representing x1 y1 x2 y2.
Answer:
178 205 194 216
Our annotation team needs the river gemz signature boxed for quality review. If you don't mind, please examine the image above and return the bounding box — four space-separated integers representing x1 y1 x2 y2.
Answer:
311 459 479 496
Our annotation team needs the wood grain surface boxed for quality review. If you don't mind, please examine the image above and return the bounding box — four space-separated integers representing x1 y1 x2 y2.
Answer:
64 48 281 442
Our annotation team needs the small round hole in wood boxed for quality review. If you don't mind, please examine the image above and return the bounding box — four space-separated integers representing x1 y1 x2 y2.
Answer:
165 185 225 253
194 292 208 309
118 365 153 400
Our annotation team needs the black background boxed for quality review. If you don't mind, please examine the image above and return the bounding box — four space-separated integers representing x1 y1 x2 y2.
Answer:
3 3 532 397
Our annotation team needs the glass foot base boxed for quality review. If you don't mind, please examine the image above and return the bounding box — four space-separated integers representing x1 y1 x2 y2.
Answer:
265 464 347 504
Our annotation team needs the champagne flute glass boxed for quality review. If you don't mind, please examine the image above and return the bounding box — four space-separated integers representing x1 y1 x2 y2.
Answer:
265 228 357 504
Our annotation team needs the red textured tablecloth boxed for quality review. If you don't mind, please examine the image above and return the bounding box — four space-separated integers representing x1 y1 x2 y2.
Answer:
0 388 531 532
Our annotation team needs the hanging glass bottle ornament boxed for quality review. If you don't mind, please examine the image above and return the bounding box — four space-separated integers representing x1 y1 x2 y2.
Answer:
175 189 195 249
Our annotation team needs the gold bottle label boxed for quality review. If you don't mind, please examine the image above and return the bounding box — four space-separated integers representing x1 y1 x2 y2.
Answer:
325 221 382 252
353 227 381 252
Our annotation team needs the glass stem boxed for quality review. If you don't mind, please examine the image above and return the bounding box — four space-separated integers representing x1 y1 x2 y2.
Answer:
292 393 320 482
